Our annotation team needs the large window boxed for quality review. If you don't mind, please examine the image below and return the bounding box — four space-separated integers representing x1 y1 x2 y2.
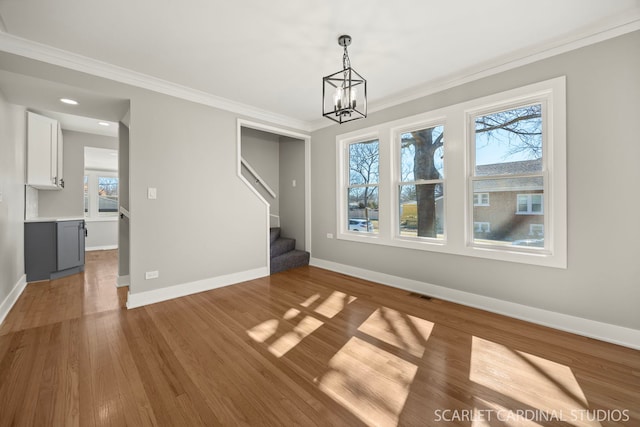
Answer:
346 139 379 234
397 125 444 240
470 104 545 247
336 77 566 268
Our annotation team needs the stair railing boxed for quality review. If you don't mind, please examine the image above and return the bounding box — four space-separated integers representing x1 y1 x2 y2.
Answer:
241 157 276 199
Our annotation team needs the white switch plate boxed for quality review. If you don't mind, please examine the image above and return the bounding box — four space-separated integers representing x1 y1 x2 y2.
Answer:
326 233 334 239
147 187 157 199
292 179 296 188
145 270 159 279
0 191 3 202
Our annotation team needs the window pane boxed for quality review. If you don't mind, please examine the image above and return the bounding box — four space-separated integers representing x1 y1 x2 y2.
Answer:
475 104 542 175
400 125 444 182
399 183 444 239
349 140 379 185
348 186 379 234
98 177 119 213
473 179 544 248
84 176 89 213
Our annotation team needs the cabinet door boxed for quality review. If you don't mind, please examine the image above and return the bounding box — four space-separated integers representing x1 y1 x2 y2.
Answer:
27 112 57 189
57 221 85 270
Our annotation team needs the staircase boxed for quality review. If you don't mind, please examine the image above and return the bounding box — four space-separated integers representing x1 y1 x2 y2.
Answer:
270 228 310 274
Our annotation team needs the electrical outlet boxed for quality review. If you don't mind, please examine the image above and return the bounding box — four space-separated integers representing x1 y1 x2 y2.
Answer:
292 179 296 188
145 270 159 279
147 187 157 199
326 233 334 239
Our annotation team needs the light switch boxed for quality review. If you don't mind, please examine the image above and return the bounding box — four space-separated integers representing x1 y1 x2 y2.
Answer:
0 191 3 202
147 187 157 199
292 179 296 188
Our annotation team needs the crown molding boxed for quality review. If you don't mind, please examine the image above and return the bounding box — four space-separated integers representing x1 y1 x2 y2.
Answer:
309 9 640 132
0 31 312 132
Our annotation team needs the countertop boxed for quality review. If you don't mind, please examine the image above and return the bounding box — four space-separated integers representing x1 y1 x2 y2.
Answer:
24 216 85 223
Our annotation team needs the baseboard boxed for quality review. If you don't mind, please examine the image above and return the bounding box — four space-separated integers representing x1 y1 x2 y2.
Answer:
116 275 130 288
0 274 27 326
86 245 118 251
126 267 269 309
310 257 640 350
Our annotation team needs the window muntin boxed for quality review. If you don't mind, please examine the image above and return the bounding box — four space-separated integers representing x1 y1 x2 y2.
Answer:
397 125 445 240
471 103 545 249
347 139 379 234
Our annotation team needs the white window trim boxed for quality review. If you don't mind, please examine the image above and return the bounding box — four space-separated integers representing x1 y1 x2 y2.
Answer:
336 76 566 268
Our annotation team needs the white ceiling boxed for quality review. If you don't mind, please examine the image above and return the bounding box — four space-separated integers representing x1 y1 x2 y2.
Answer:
84 146 118 171
0 0 639 129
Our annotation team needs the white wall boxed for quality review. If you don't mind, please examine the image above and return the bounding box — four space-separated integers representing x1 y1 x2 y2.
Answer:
310 31 640 332
0 91 26 316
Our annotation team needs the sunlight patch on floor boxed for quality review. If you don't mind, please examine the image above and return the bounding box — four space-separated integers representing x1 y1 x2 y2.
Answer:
316 336 418 427
470 337 599 427
357 307 434 357
247 319 279 343
267 315 324 357
314 291 357 318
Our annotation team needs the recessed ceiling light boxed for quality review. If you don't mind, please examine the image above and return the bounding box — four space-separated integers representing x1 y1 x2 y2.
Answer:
60 98 78 105
98 121 110 126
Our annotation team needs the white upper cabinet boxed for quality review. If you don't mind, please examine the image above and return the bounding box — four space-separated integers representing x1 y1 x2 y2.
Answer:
26 112 64 190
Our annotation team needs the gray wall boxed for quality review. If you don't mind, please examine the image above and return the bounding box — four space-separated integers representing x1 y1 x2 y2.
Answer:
241 127 280 215
279 136 305 250
118 122 130 277
0 91 26 307
310 31 640 330
0 51 277 297
38 130 118 217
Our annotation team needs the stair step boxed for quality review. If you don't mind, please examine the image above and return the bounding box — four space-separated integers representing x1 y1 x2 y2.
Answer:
271 237 296 258
270 227 280 244
271 250 310 274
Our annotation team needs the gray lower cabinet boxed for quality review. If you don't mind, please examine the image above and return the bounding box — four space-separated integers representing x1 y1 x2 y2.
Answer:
25 220 86 282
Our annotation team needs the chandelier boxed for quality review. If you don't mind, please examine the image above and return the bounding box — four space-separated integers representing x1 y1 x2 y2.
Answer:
322 35 367 124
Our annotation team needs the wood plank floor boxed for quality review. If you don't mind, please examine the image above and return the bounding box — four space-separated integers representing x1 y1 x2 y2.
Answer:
1 250 638 426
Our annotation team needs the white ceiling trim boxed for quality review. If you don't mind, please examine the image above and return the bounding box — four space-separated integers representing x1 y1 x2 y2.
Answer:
1 7 639 135
309 10 640 131
0 31 311 132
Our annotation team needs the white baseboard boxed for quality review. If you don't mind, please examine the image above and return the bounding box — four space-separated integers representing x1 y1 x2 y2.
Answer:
310 257 640 350
0 274 27 326
86 245 118 251
126 267 269 309
116 275 130 288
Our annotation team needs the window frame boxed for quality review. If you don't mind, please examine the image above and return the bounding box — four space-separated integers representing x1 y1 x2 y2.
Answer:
393 120 447 244
335 77 566 268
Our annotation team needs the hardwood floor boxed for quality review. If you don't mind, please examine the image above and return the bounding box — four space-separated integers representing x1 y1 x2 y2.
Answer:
1 251 638 426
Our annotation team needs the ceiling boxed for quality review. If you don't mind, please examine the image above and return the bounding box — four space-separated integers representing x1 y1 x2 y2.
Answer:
0 0 639 130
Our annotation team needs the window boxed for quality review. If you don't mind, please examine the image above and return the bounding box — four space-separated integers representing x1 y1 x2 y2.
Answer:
98 176 119 214
336 77 566 268
473 193 490 206
85 171 118 218
346 139 379 234
474 222 491 233
397 125 444 240
470 103 545 248
516 194 543 214
530 224 544 236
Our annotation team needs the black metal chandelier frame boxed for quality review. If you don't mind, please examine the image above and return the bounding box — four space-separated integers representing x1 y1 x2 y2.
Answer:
322 35 367 124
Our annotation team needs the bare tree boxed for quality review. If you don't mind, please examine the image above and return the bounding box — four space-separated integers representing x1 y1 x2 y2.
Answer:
349 141 379 225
